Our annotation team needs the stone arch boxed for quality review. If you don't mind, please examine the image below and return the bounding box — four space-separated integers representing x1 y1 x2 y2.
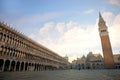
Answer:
86 63 90 69
12 49 15 57
9 49 12 56
18 51 20 58
1 46 4 55
92 63 95 69
10 49 13 57
25 62 28 71
16 61 20 71
4 60 10 71
4 47 7 55
28 63 31 71
0 59 4 71
34 63 37 71
6 47 9 56
20 62 24 71
45 65 47 70
2 34 5 41
119 65 120 69
32 63 35 71
32 63 34 66
29 63 31 66
40 64 42 71
10 60 16 71
0 32 3 40
96 63 99 69
81 64 85 69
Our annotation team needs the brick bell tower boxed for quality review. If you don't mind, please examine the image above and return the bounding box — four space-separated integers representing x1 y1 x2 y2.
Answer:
98 12 114 69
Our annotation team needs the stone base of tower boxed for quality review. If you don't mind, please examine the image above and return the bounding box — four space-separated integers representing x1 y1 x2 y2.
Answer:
104 63 115 69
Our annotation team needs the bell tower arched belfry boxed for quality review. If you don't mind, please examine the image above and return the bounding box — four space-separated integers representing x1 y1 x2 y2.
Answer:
98 12 114 69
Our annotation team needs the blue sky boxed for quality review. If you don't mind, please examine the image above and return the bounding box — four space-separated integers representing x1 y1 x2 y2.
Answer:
0 0 120 62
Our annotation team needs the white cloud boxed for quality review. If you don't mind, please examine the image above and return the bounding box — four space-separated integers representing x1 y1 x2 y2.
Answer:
107 0 120 7
29 12 120 62
102 12 114 26
29 21 101 62
55 21 79 34
109 14 120 48
56 22 66 33
66 21 78 29
39 22 54 35
83 9 95 14
113 14 120 25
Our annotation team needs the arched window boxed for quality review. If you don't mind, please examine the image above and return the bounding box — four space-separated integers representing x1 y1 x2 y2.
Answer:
0 33 2 40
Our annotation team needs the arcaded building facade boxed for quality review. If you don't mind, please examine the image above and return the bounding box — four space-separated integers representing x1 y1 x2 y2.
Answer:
0 22 69 72
71 52 120 70
75 52 104 69
114 54 120 69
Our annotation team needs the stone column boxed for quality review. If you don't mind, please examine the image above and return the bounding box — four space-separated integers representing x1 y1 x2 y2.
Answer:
8 61 12 71
14 61 17 71
2 59 5 72
41 65 43 71
23 62 25 71
19 62 21 71
40 65 42 71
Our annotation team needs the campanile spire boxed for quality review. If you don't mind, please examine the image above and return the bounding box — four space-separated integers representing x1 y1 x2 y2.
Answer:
99 12 105 23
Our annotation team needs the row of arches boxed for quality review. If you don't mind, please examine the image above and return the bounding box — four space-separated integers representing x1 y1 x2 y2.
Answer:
0 59 57 72
1 45 36 60
0 46 60 65
77 63 104 70
86 63 104 69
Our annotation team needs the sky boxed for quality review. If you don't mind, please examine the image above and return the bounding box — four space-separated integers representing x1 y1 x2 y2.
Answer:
0 0 120 62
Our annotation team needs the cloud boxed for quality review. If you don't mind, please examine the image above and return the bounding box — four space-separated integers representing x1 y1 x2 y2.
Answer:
29 21 101 62
56 22 66 33
39 22 55 35
107 0 120 7
83 9 95 14
102 12 115 26
55 21 78 33
109 14 120 48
